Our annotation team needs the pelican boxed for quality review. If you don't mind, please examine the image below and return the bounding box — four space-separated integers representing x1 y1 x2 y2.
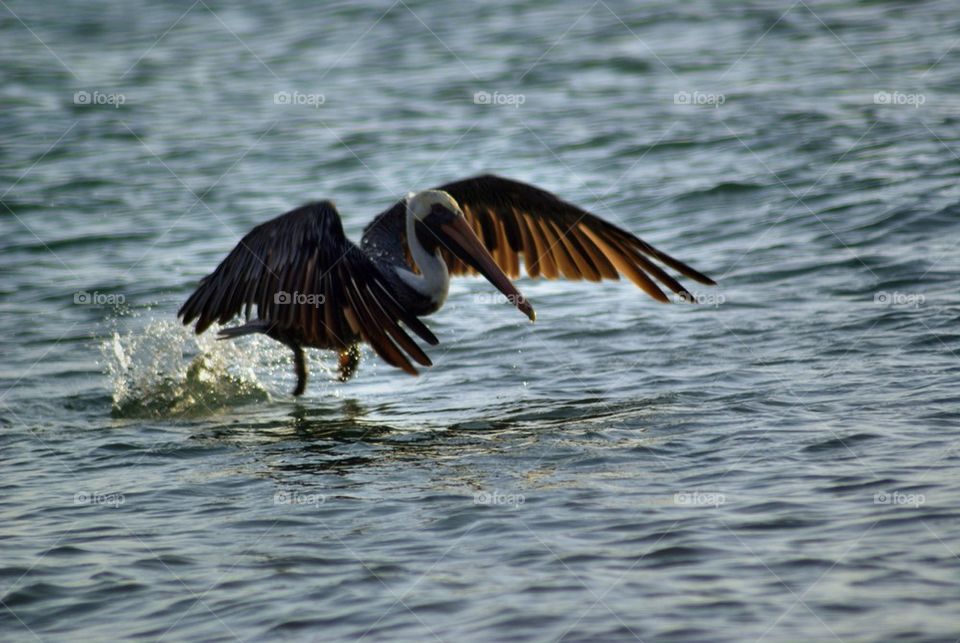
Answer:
179 175 715 395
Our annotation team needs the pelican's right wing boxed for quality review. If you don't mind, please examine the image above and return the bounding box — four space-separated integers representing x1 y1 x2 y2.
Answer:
433 175 716 303
178 201 438 375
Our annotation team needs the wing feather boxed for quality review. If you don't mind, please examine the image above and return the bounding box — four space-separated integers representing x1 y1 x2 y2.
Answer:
560 224 602 281
545 218 583 280
579 226 668 302
531 217 560 279
516 212 541 278
424 175 715 301
178 201 436 376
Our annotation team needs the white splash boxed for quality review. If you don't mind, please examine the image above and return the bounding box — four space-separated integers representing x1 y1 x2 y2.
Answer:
100 319 284 417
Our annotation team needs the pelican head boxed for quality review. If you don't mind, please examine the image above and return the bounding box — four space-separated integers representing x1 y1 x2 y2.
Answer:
406 190 535 321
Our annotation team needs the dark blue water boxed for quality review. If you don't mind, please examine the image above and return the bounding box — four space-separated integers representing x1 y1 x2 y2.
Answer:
3 0 960 640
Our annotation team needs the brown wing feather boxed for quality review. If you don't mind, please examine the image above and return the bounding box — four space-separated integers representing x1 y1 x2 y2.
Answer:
431 175 715 301
178 201 437 376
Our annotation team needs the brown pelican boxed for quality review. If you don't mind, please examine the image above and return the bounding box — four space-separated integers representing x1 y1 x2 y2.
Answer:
179 175 715 395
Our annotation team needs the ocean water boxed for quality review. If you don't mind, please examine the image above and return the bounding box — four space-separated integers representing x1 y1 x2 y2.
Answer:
2 0 960 640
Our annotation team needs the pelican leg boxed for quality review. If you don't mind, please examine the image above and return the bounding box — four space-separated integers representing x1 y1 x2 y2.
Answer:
291 344 307 396
337 344 361 382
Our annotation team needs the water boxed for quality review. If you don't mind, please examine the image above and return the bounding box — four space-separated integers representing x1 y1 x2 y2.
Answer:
2 0 960 640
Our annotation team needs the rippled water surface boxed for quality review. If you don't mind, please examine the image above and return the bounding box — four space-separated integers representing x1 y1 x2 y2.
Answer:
3 1 960 640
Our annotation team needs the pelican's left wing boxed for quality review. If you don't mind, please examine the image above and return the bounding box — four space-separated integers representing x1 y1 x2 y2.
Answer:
178 201 438 375
430 174 716 302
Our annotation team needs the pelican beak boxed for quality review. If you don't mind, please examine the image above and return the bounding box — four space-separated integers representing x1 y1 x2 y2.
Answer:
436 215 536 322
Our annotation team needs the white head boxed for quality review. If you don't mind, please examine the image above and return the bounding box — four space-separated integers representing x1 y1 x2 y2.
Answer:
406 189 462 221
400 188 536 321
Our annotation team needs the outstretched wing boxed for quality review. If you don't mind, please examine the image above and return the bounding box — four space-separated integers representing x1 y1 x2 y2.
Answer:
432 174 715 302
178 201 438 375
